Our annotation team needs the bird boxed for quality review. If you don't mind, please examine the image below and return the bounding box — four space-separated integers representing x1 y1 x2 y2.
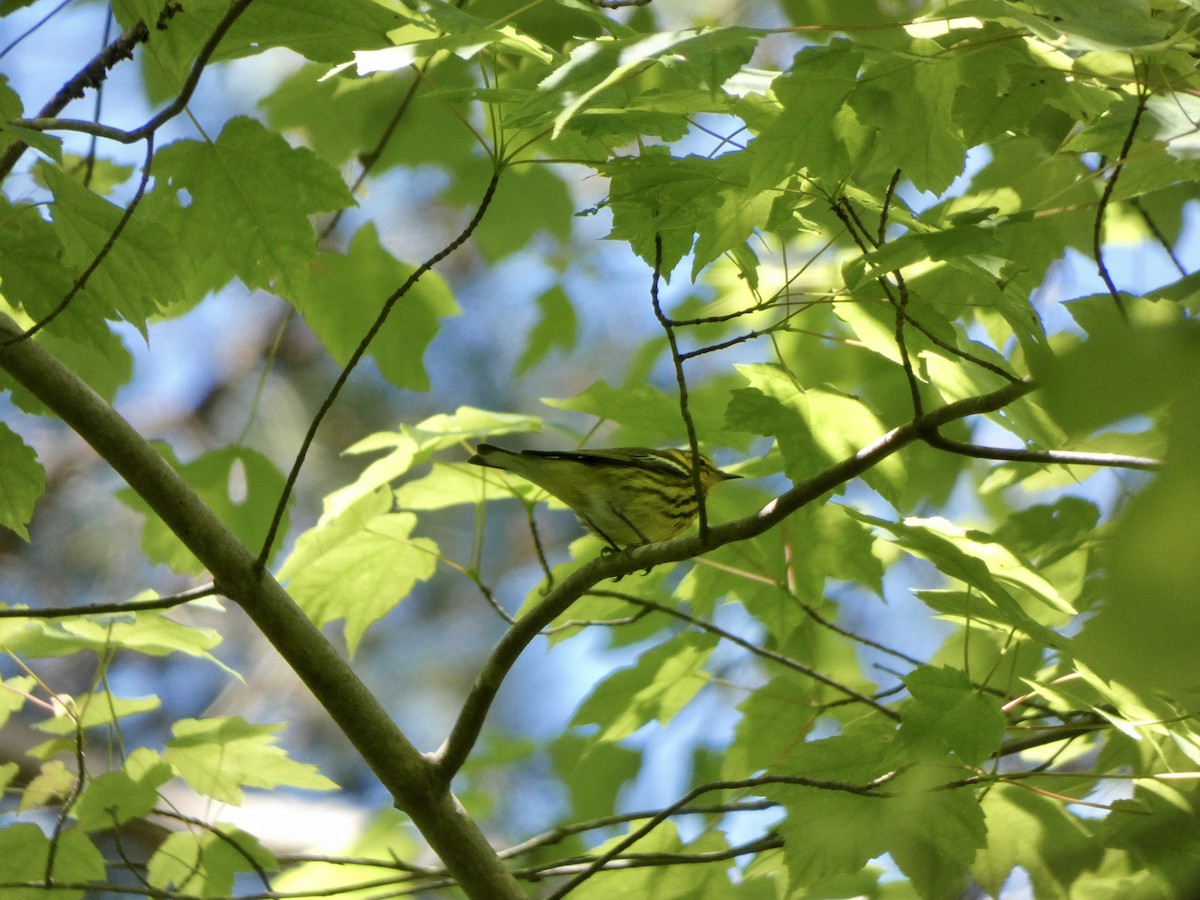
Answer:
467 443 740 548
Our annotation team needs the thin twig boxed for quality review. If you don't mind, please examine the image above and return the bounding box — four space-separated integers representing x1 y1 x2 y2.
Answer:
0 0 73 62
152 808 274 891
837 195 877 249
257 168 502 569
1094 85 1149 325
879 166 900 245
788 591 924 667
318 59 433 244
527 504 555 588
923 431 1161 470
0 583 218 619
543 771 899 898
81 10 115 188
882 171 923 417
498 801 776 860
900 306 1018 383
995 714 1109 757
43 713 89 884
475 581 517 626
1132 197 1188 276
3 133 155 346
0 2 170 178
831 193 1019 384
589 589 899 718
649 233 709 539
676 303 811 361
8 0 250 151
522 834 784 879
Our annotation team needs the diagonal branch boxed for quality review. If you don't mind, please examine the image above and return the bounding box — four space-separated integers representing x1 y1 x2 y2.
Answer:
498 800 776 861
431 378 1037 780
4 0 251 156
3 134 156 346
524 834 784 880
1093 85 1149 325
830 192 1019 385
543 771 898 898
257 167 502 569
0 311 524 900
881 170 924 417
0 1 173 179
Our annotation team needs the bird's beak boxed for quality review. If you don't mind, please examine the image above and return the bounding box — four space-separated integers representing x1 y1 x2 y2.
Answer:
718 470 742 480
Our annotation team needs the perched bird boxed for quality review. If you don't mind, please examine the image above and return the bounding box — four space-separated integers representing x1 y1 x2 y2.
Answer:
467 443 740 548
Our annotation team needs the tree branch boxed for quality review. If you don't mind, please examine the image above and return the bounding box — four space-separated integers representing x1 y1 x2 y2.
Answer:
830 192 1020 385
431 378 1037 780
257 167 503 569
0 2 171 179
649 232 710 536
523 834 784 880
1094 85 1149 325
543 771 897 898
498 800 776 860
0 312 524 900
3 0 250 160
0 583 217 619
3 134 156 346
589 589 899 717
922 430 1161 470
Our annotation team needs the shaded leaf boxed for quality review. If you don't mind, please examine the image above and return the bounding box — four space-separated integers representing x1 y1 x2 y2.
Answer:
35 693 159 735
292 223 459 392
847 512 1073 645
517 286 577 374
571 632 717 741
148 826 278 896
0 825 104 899
152 117 353 294
899 665 1006 766
43 163 181 333
726 363 903 503
972 783 1101 898
118 445 288 574
74 750 172 830
0 423 43 541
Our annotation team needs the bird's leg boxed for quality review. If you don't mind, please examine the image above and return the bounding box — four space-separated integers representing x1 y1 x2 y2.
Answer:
610 506 650 545
609 505 653 576
582 515 622 554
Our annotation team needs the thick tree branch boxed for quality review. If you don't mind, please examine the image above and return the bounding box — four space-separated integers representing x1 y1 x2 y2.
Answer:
0 312 524 900
432 379 1037 779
